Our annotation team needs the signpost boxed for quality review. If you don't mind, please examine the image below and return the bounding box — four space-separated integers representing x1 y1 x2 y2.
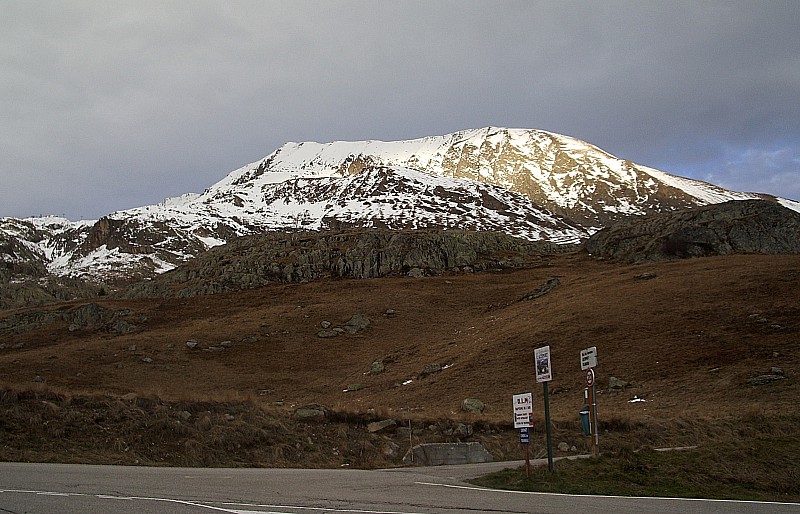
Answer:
580 346 597 370
512 393 533 476
534 345 554 472
580 347 600 456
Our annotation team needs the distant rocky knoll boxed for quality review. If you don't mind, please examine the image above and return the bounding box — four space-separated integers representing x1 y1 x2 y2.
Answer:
124 229 572 298
585 199 800 262
0 302 143 339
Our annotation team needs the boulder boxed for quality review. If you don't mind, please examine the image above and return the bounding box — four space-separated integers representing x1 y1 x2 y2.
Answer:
344 314 371 334
452 423 473 438
369 360 385 375
383 442 401 458
294 404 328 420
608 376 629 391
419 364 443 378
316 329 340 338
747 374 787 386
367 419 397 433
461 398 485 413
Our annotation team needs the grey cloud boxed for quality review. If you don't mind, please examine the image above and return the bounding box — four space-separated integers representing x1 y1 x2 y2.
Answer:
2 1 799 219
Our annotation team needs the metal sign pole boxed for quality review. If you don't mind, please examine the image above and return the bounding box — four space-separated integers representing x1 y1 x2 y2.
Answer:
585 371 599 456
543 381 554 472
592 381 599 455
534 345 554 473
581 348 600 457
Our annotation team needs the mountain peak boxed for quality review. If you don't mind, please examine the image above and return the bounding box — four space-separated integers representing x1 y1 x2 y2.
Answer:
2 127 791 293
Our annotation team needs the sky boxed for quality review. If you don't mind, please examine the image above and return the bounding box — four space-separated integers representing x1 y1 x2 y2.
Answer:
2 1 799 220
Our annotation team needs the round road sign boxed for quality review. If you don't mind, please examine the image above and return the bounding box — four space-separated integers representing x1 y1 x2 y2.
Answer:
586 369 595 386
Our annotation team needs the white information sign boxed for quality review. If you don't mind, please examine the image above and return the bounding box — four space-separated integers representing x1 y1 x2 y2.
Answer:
513 392 533 428
535 345 553 383
580 346 598 370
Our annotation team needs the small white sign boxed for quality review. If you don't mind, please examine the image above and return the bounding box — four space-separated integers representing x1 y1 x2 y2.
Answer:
513 392 533 428
535 345 553 382
580 346 598 370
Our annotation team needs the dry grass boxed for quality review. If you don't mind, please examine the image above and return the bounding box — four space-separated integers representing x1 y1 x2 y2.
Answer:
473 414 800 502
0 252 798 471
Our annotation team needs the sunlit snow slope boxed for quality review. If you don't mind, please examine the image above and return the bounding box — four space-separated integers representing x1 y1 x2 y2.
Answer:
3 127 795 282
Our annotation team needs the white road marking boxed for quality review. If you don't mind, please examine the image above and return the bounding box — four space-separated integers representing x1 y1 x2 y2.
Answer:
1 488 428 513
219 501 427 513
415 481 800 506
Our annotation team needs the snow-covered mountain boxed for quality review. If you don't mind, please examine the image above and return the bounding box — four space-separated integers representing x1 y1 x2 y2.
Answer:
2 127 797 285
239 127 783 227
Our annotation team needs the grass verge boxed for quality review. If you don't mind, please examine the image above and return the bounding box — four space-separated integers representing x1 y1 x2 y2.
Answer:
470 414 800 503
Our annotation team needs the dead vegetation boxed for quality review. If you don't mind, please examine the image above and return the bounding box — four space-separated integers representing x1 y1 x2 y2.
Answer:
0 251 798 468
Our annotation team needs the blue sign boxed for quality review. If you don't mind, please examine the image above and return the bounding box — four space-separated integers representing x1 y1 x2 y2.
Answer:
519 427 530 444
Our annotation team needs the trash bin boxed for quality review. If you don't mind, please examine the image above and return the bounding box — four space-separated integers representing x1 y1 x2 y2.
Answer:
579 406 591 437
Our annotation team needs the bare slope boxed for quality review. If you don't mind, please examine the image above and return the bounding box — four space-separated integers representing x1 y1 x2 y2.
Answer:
2 252 797 422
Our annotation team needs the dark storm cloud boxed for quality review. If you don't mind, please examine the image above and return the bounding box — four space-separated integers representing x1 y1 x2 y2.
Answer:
2 1 798 219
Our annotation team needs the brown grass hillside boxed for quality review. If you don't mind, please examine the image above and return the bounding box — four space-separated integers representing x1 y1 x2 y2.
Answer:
0 251 798 468
3 251 797 416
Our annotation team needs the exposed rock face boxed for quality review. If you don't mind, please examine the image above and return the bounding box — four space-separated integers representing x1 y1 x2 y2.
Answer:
124 229 571 298
584 200 800 263
0 217 104 310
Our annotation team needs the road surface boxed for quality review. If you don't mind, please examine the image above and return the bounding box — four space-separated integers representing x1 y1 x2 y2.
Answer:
1 460 797 513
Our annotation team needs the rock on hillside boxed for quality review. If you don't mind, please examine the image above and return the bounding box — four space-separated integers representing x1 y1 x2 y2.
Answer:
584 199 800 262
124 229 572 298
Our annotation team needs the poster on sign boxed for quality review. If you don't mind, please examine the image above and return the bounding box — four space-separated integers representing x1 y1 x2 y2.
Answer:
535 345 552 382
512 392 533 428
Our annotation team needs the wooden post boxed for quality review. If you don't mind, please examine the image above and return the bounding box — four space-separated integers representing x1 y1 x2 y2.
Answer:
525 442 531 477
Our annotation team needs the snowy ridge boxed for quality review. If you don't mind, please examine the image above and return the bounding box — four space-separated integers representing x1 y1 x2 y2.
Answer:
221 127 783 229
637 165 760 205
2 127 797 283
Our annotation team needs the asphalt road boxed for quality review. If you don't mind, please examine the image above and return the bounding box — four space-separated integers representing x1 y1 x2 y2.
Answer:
0 460 797 513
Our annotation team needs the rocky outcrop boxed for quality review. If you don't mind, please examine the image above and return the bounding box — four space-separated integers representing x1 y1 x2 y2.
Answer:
0 303 142 336
584 200 800 263
124 229 574 298
518 277 560 301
